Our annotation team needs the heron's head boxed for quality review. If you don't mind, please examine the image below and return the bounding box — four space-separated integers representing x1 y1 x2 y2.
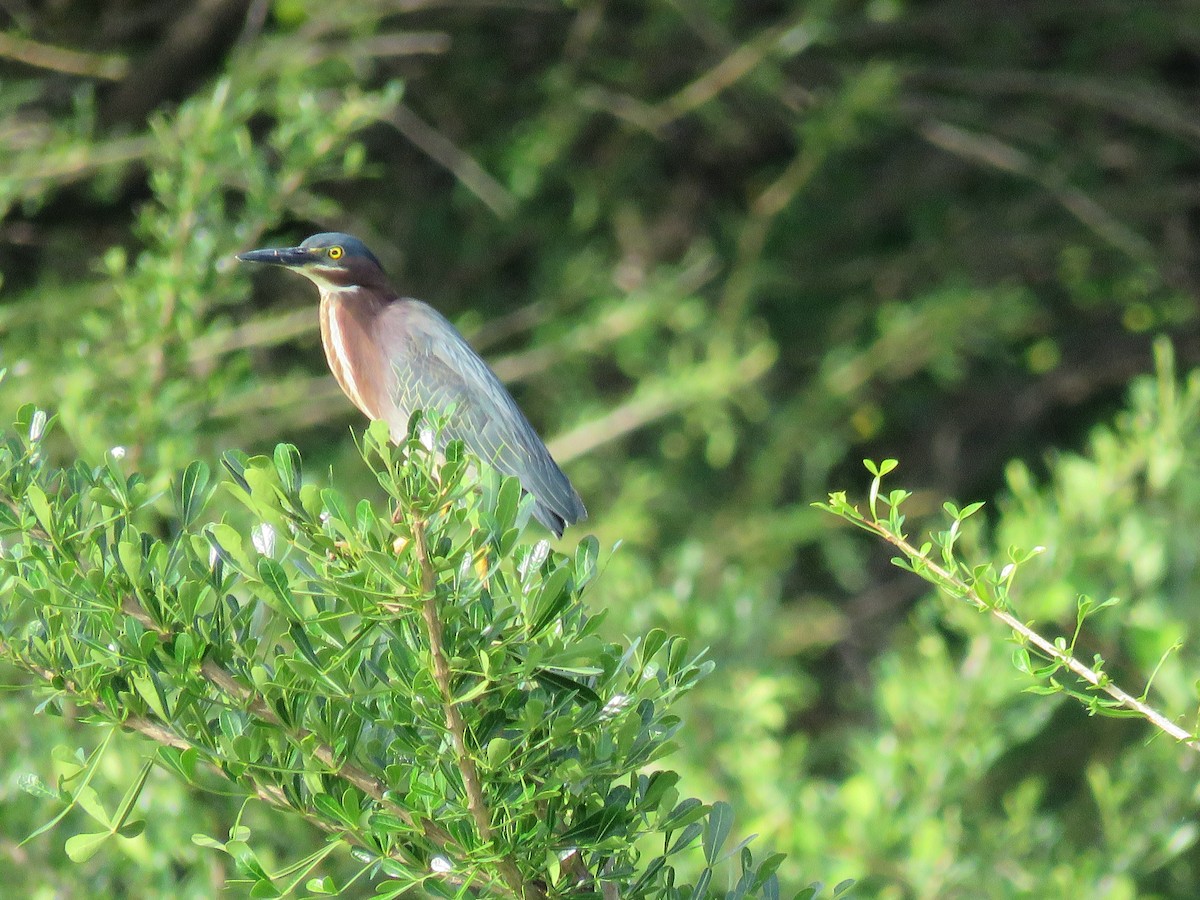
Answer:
238 232 387 291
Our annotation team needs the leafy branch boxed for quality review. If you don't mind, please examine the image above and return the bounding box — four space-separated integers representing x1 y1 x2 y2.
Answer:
816 458 1200 752
408 508 539 900
0 406 799 898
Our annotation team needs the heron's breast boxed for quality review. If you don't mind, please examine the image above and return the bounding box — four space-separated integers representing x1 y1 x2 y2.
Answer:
319 293 393 422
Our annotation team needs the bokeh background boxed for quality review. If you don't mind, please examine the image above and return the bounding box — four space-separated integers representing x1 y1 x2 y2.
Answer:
4 0 1200 896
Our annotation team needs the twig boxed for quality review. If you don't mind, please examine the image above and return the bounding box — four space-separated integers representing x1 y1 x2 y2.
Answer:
189 308 316 365
547 341 775 463
389 104 517 219
0 32 128 80
580 19 813 137
719 147 819 324
330 32 452 60
909 66 1200 148
918 119 1158 264
110 603 519 893
50 560 520 890
657 25 789 125
5 136 152 183
409 515 541 900
115 597 454 847
490 300 664 385
868 524 1200 752
12 652 421 870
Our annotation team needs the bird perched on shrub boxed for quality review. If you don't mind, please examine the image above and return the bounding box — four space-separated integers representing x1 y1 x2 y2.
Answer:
238 232 586 536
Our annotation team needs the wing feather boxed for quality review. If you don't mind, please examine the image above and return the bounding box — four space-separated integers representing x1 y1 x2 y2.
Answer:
379 300 586 535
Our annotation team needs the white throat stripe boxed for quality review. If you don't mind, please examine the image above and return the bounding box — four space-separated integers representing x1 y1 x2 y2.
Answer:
324 302 369 414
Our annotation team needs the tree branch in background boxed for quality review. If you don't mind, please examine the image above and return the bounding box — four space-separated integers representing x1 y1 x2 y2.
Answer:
0 32 128 80
818 459 1200 753
918 119 1158 265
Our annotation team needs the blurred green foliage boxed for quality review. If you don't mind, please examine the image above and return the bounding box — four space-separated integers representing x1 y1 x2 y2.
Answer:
2 0 1200 896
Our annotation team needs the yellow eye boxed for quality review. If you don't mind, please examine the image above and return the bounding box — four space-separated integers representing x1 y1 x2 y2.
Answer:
328 246 344 260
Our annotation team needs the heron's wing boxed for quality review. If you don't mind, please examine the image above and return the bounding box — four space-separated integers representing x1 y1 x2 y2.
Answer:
379 300 586 535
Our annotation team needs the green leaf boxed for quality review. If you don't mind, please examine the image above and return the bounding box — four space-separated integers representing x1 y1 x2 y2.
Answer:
117 537 143 584
130 671 171 721
868 458 897 480
320 489 353 535
486 737 513 768
531 669 602 704
64 830 111 863
453 678 491 705
754 852 788 889
641 771 680 812
669 821 704 855
177 460 211 526
23 732 116 847
688 865 712 900
273 443 303 496
495 474 522 531
111 759 154 832
226 839 270 880
250 877 282 898
25 483 54 535
959 501 985 518
116 820 146 839
661 798 708 831
574 535 600 586
641 628 668 667
528 565 573 635
312 793 352 827
192 833 227 850
559 805 629 844
205 523 254 575
703 801 734 864
73 784 111 827
257 557 302 619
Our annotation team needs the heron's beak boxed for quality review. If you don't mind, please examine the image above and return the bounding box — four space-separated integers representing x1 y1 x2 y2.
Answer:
236 246 312 267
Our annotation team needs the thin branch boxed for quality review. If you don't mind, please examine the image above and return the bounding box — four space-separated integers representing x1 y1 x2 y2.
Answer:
490 299 665 385
115 597 455 850
4 135 152 184
6 502 508 891
409 515 541 900
110 602 520 893
329 32 452 60
389 104 517 219
0 32 128 80
579 19 814 137
114 712 299 820
719 147 820 324
14 653 403 867
189 307 316 365
869 523 1200 753
657 24 791 124
547 341 775 463
918 119 1158 264
909 65 1200 148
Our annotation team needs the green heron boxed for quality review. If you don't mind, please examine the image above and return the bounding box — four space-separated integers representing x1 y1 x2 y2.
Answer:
237 232 586 536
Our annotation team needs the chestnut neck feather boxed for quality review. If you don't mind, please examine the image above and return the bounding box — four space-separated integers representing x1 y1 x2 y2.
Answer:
317 285 395 423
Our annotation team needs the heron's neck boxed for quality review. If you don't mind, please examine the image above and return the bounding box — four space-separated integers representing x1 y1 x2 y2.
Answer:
319 283 395 311
317 287 390 422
